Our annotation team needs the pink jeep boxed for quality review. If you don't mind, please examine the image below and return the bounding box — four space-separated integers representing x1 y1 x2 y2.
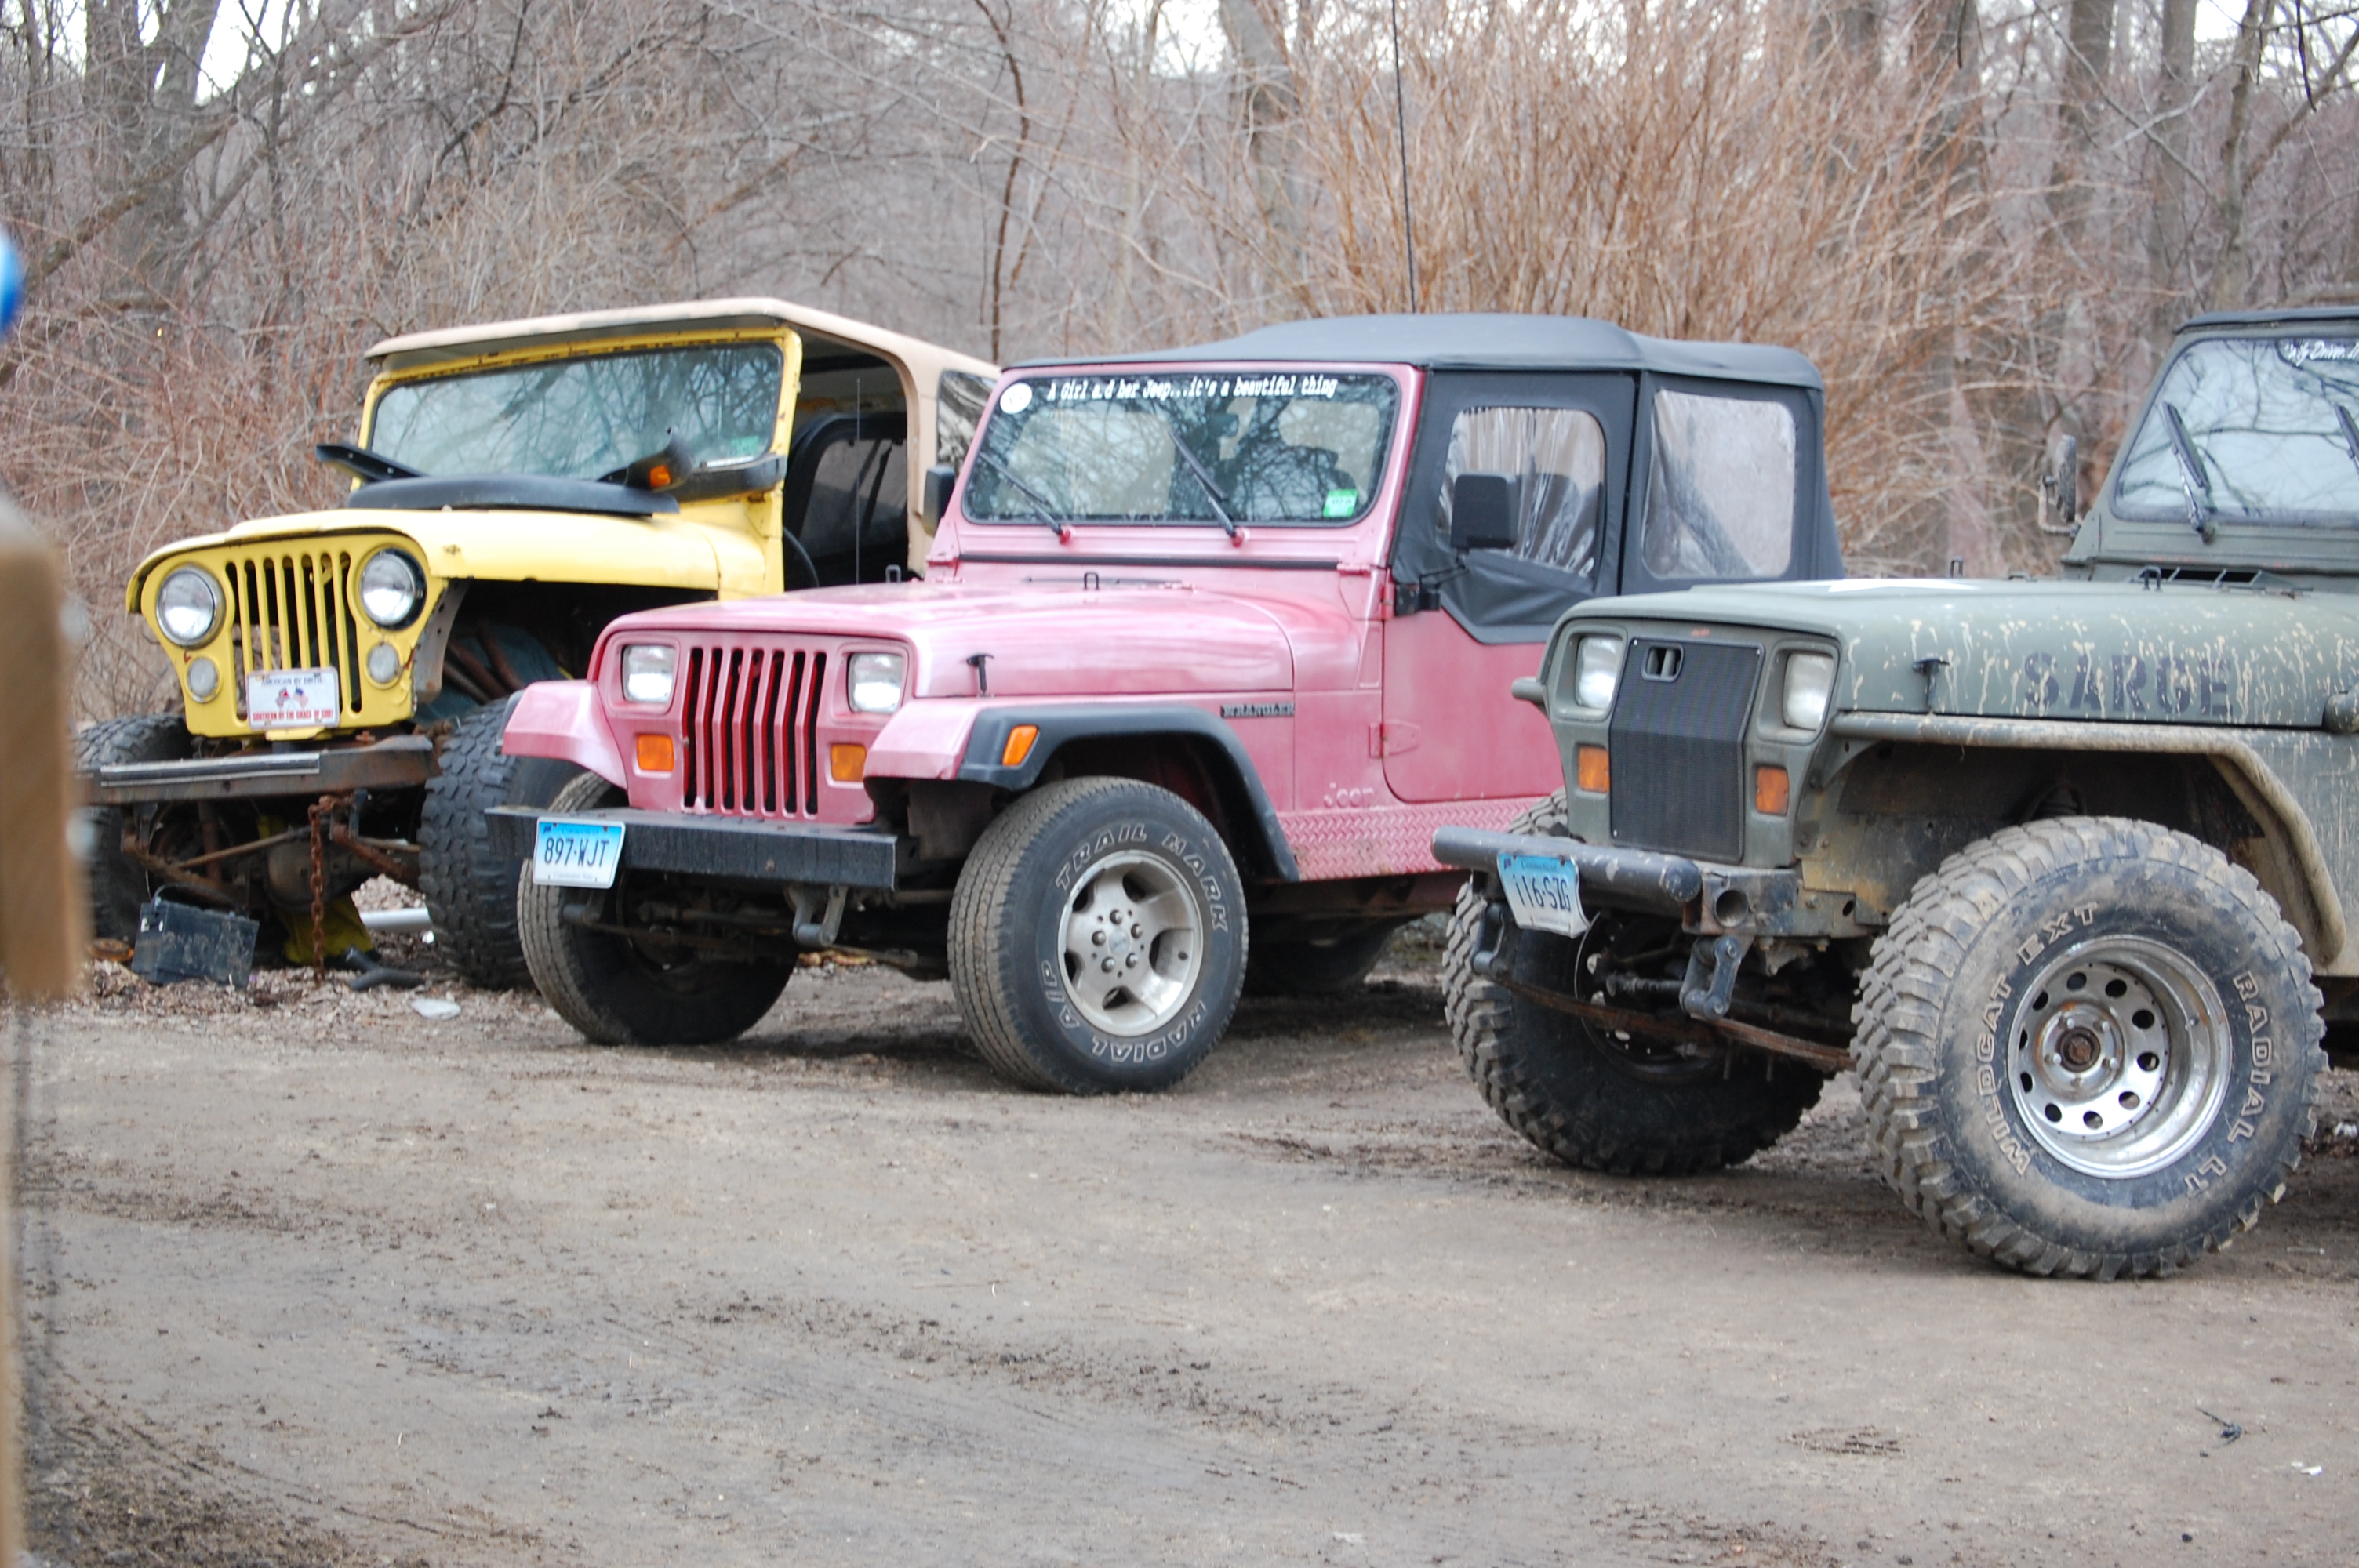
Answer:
493 315 1841 1091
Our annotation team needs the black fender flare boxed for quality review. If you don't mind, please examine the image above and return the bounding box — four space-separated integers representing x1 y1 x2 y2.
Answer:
958 704 1299 881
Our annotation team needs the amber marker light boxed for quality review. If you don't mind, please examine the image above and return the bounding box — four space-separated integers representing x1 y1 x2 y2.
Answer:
830 743 868 782
1576 744 1609 793
1754 764 1791 815
1001 724 1040 768
634 733 675 773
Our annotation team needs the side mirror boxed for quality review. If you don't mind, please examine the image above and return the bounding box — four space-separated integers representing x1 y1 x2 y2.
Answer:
1450 473 1518 553
2044 434 2079 529
617 430 698 492
923 463 958 526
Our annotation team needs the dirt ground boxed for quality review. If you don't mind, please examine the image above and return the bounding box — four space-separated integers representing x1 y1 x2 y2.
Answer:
12 924 2359 1568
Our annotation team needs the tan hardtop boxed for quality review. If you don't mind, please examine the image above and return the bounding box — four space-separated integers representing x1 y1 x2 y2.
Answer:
366 296 994 384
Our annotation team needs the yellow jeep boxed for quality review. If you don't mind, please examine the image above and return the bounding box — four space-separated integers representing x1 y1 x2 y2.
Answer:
80 298 994 983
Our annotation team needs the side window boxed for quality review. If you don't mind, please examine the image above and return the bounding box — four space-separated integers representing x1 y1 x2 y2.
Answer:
1640 389 1795 579
1434 406 1606 578
937 370 992 472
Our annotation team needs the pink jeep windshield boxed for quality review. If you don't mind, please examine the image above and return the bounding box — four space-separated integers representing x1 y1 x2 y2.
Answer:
965 370 1399 527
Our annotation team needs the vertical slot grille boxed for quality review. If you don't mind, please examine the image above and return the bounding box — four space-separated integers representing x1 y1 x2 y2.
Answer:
1608 638 1761 861
223 548 358 721
680 641 830 818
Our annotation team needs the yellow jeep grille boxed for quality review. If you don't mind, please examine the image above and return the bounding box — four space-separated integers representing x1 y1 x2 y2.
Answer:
224 547 365 723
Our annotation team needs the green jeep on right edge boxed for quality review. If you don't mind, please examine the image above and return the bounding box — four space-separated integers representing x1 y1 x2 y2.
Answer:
1434 305 2359 1278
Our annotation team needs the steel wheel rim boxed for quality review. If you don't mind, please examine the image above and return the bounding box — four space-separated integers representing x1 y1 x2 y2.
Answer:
1059 850 1205 1036
2005 935 2232 1178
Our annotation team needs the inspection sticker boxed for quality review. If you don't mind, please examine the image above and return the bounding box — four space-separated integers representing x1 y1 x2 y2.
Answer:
246 667 340 730
1497 851 1588 938
534 818 626 889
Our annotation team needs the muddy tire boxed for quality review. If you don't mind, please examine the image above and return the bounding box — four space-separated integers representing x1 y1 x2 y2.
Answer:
420 693 583 988
948 777 1246 1094
518 774 792 1045
1244 922 1402 997
1442 793 1823 1174
1855 816 2324 1279
75 714 191 941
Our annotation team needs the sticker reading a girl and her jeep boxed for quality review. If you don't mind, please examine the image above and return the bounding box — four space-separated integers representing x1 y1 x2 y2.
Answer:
1016 372 1350 407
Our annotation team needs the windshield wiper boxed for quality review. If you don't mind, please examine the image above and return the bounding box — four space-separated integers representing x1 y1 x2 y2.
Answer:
314 443 420 485
2161 401 2216 543
1157 415 1239 539
972 448 1073 542
2335 405 2359 485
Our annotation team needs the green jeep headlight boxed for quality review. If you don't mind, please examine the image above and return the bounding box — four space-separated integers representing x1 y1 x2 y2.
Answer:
1782 651 1837 731
1572 636 1624 711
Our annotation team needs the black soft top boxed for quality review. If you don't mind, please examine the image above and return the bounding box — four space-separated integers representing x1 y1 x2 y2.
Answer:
1030 312 1825 390
2179 303 2359 332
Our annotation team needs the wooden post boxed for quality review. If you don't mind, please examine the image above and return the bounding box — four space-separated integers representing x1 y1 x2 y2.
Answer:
0 488 85 1566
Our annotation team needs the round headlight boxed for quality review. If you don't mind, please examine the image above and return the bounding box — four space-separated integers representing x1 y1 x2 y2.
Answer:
1782 651 1837 731
184 655 220 700
358 550 426 629
1572 636 1624 711
155 567 221 648
365 641 403 687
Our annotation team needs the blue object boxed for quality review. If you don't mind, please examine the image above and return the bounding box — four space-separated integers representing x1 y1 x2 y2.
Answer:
0 228 21 337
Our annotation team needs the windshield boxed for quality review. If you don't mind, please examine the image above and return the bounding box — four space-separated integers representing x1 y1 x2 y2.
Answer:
965 371 1400 526
2113 336 2359 526
365 342 785 479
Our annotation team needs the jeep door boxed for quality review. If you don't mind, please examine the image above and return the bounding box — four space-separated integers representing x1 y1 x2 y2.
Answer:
1380 373 1637 803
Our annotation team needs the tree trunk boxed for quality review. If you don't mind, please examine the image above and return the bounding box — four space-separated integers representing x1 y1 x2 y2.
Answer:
2208 0 2277 312
1218 0 1307 307
2147 0 2198 348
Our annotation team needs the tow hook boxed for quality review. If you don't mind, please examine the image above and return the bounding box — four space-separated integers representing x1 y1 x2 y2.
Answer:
1470 898 1513 978
791 884 849 949
1679 934 1752 1019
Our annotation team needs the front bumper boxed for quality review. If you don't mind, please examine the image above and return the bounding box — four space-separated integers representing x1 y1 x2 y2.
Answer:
487 807 901 891
84 735 436 806
1430 826 1868 939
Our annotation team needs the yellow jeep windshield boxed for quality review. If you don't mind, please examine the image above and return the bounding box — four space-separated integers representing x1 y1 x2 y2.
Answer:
367 342 786 479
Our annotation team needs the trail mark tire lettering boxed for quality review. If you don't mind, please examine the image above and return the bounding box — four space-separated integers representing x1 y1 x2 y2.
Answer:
949 777 1246 1094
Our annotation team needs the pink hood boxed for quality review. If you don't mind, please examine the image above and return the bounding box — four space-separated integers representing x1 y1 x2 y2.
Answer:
599 580 1299 697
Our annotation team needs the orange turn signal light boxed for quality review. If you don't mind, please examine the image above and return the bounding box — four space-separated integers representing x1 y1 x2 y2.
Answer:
1576 744 1610 793
830 743 868 782
1754 764 1790 815
1001 724 1040 768
634 733 675 773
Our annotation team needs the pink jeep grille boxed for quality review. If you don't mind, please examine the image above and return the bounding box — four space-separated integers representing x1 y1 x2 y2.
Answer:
678 641 828 817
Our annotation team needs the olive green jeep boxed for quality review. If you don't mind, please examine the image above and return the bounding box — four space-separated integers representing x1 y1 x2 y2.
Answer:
80 299 994 982
1436 305 2359 1277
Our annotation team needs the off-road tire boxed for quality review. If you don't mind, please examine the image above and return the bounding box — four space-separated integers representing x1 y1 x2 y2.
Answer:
420 694 583 988
518 774 792 1045
948 777 1247 1094
1855 816 2324 1279
1244 921 1403 997
75 714 191 940
1442 793 1824 1174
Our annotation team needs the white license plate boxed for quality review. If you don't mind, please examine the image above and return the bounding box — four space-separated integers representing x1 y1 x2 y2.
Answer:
1498 851 1588 938
534 818 627 888
246 667 341 730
